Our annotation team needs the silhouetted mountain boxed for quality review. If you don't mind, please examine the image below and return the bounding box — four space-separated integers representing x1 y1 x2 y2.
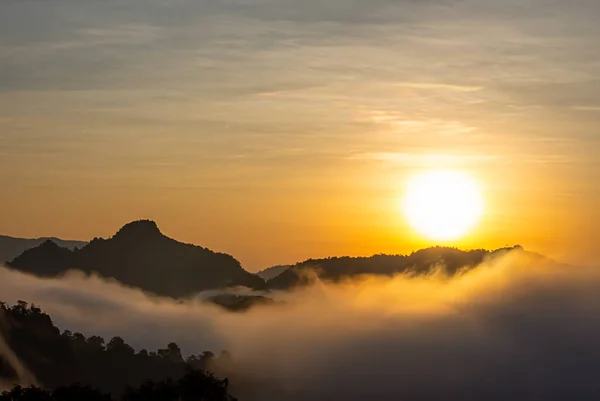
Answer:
7 221 265 298
267 246 525 289
256 265 291 281
0 236 86 265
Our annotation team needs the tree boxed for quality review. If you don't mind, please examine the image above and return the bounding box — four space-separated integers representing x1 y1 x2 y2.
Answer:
178 368 235 401
86 336 106 353
167 343 183 363
106 337 134 356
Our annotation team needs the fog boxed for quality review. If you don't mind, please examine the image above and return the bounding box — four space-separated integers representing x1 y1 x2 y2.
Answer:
2 249 600 400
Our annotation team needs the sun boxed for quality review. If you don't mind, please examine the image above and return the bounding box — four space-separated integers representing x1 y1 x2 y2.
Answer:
402 170 484 241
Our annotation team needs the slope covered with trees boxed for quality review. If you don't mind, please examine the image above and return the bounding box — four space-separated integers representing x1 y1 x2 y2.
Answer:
0 301 237 399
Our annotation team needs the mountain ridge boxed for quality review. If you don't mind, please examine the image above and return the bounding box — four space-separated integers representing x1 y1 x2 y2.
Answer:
5 220 533 298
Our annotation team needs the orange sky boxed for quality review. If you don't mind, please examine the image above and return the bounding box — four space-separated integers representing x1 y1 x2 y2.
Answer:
1 0 599 270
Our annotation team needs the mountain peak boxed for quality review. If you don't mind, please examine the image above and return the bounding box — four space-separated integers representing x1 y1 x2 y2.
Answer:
113 220 163 240
39 239 61 248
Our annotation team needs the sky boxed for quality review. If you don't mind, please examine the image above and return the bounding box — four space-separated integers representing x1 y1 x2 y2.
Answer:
1 0 599 270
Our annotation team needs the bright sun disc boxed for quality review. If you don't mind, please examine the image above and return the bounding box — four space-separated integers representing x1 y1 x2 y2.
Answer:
402 170 483 241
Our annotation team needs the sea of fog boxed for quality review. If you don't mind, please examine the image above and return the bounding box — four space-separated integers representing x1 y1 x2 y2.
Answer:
1 250 600 400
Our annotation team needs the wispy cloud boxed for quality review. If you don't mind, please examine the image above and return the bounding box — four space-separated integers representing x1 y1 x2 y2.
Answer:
351 152 501 167
358 110 478 136
572 105 600 112
393 82 484 92
0 23 162 60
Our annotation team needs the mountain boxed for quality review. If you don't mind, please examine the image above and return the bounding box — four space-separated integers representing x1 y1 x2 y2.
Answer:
7 220 266 297
267 246 525 290
0 235 87 264
256 265 291 281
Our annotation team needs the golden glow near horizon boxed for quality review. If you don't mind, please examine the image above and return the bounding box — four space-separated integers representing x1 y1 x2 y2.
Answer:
1 0 599 269
402 170 484 241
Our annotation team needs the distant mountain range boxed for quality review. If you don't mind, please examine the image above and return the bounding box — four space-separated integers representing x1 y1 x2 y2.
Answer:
4 219 528 301
0 235 87 264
